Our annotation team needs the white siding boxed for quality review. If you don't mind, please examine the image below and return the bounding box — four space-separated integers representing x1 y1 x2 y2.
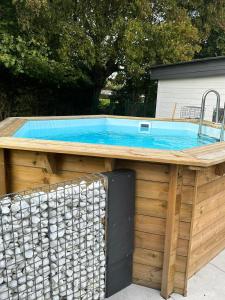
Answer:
155 76 225 121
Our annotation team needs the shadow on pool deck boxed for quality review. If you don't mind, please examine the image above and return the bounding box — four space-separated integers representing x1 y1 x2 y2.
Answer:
108 249 225 300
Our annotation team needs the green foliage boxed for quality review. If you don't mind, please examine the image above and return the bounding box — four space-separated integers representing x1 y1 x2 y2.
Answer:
0 33 89 85
179 0 225 58
1 1 201 83
0 0 214 115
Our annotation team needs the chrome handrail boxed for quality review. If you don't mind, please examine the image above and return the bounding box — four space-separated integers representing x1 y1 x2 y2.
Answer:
198 89 221 138
220 102 225 141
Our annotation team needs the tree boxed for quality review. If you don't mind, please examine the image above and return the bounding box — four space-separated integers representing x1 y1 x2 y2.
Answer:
1 1 201 113
179 0 225 57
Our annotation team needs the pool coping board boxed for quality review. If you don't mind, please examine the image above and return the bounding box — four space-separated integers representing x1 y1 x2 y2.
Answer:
0 115 224 167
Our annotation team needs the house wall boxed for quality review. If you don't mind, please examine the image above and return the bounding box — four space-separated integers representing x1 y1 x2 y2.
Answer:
155 76 225 120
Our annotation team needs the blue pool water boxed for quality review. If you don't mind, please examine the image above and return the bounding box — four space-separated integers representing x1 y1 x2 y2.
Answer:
14 118 220 150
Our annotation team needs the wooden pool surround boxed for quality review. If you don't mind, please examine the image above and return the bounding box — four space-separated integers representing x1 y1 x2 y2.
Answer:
1 115 225 299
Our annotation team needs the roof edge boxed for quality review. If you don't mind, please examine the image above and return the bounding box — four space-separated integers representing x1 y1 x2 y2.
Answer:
151 56 225 80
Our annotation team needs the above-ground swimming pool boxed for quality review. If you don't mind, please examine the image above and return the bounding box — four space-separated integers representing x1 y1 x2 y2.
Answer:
13 117 220 150
1 115 225 299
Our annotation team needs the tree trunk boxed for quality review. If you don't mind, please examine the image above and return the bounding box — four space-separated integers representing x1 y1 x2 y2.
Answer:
89 65 111 114
90 85 104 114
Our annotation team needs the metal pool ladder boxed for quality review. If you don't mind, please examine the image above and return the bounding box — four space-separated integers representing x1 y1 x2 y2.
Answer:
198 89 225 141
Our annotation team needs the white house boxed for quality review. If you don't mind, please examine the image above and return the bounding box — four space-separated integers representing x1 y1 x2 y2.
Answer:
151 56 225 121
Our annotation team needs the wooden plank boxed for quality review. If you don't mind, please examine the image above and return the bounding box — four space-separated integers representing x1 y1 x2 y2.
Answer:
182 168 198 297
215 162 225 176
134 231 189 257
133 263 162 288
8 150 47 168
0 136 216 167
43 153 57 174
116 160 170 182
23 115 108 120
135 215 166 236
174 272 186 293
191 215 225 252
189 229 225 278
188 166 205 171
136 180 169 201
190 166 221 187
59 154 105 173
176 239 189 257
180 185 195 205
180 204 192 223
134 248 163 268
134 248 186 273
0 149 6 195
135 231 165 253
178 222 191 240
0 118 25 137
8 150 106 173
194 189 225 221
192 201 225 235
17 115 217 126
196 175 225 204
136 198 167 219
174 287 186 295
104 158 115 171
182 168 196 186
1 116 225 167
132 278 161 290
136 197 192 222
176 256 187 273
161 165 180 298
135 215 190 240
7 165 88 192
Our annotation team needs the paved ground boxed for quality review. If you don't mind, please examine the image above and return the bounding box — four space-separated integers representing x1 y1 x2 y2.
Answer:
108 249 225 300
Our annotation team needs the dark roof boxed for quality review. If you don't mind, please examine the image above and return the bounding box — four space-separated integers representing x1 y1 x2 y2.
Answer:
150 56 225 80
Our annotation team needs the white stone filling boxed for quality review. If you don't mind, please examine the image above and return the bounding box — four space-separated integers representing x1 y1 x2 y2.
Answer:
0 179 106 300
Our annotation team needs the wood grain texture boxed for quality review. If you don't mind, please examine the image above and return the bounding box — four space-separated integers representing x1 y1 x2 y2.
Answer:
136 180 169 200
215 162 225 176
187 168 225 280
134 248 186 273
0 149 6 195
1 115 225 167
135 214 190 240
0 118 25 137
8 150 106 173
0 126 225 299
135 231 189 257
104 158 116 171
0 136 210 166
133 263 162 289
161 165 180 298
136 197 192 222
43 153 57 174
5 149 194 299
196 175 225 204
181 168 198 296
116 160 170 182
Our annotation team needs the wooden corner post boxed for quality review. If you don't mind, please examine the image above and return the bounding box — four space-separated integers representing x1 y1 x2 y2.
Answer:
161 164 181 299
104 158 116 172
0 148 7 196
43 153 57 174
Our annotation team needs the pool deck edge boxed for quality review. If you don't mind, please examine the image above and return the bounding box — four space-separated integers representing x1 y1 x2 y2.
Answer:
0 115 224 167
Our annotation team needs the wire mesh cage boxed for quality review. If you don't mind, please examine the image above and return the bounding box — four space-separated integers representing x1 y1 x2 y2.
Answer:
0 174 107 300
180 106 201 119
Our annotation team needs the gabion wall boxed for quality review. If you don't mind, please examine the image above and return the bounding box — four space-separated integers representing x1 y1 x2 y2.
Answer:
0 175 106 300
